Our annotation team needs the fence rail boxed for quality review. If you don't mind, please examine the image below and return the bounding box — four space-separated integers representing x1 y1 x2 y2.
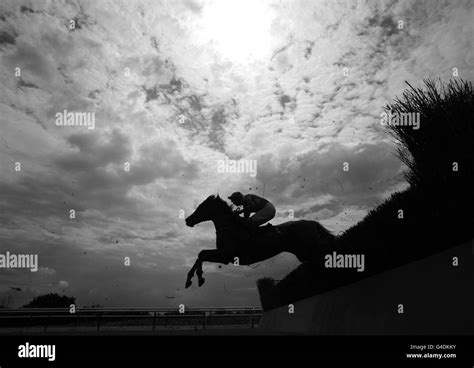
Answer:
0 307 263 332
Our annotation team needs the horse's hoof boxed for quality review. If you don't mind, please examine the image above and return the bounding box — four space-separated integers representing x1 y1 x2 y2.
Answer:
198 278 205 287
185 279 192 288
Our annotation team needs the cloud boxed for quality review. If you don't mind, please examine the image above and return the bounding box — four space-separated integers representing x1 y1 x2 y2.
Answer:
0 0 471 307
37 267 56 275
4 40 56 80
58 280 69 288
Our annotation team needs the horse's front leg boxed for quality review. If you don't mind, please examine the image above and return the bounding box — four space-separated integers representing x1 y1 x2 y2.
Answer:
195 249 234 287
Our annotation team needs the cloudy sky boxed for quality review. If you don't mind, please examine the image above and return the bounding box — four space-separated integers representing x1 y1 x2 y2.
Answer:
0 0 473 308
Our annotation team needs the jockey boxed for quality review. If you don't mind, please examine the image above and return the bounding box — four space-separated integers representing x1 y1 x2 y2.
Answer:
228 192 276 233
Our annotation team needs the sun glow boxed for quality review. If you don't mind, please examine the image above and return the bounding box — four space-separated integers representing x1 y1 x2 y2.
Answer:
197 0 275 63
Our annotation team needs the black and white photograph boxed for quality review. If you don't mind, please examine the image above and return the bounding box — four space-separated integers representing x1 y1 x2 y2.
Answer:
0 0 473 364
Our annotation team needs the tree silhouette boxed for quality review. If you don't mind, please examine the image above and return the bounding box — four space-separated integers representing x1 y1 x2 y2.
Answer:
23 293 75 308
385 79 473 197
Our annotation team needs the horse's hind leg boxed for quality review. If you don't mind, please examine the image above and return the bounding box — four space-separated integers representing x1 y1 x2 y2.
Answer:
196 263 205 287
195 249 234 287
185 258 200 288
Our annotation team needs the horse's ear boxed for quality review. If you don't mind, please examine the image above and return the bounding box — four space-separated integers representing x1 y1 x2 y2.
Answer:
216 193 220 199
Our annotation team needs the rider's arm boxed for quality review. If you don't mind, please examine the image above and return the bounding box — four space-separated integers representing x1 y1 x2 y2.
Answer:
242 195 254 219
234 208 244 215
243 208 251 219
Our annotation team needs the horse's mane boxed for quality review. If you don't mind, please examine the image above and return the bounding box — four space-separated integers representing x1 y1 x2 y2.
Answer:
212 194 236 216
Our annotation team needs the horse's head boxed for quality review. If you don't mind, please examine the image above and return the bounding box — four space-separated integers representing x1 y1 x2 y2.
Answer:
185 195 225 227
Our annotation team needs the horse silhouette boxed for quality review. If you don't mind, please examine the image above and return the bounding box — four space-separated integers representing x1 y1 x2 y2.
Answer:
184 195 334 288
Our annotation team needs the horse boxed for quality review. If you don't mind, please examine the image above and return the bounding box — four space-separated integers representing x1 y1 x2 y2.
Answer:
184 195 335 288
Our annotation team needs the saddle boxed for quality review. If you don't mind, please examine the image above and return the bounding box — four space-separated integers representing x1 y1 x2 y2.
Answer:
236 223 282 250
237 217 280 239
256 223 276 234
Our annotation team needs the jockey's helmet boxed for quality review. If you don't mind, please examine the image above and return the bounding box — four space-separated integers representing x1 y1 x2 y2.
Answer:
228 192 244 204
